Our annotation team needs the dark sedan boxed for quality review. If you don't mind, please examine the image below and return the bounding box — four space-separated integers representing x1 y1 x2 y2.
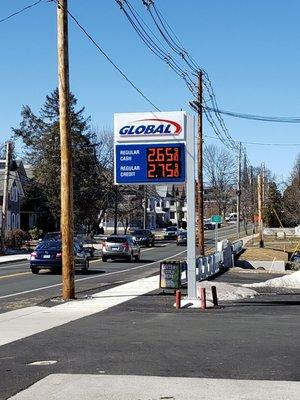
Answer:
177 230 187 246
29 240 89 274
132 229 155 247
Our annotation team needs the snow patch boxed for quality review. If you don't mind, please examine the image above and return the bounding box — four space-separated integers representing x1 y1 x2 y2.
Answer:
197 281 257 301
243 271 300 289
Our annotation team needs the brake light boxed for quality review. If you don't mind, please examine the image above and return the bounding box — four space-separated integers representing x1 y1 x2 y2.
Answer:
103 242 107 249
122 242 129 250
30 251 37 259
56 252 62 259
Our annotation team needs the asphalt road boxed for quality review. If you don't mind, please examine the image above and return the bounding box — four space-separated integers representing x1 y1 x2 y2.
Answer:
0 268 299 399
0 224 299 399
0 224 249 313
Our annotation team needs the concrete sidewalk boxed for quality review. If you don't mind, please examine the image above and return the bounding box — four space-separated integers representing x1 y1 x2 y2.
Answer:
0 254 29 264
8 374 300 400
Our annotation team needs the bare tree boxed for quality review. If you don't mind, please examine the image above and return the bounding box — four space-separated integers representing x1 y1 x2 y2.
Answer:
203 144 236 216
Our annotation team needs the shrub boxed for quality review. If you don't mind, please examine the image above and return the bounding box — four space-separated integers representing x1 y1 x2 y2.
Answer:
28 227 43 240
5 229 30 249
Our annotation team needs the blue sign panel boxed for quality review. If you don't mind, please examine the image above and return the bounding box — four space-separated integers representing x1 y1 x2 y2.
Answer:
115 142 186 184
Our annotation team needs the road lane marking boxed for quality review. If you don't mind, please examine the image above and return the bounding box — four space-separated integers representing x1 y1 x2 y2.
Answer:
0 249 187 300
0 272 31 280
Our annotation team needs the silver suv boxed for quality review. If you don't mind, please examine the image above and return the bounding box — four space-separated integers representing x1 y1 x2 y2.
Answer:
102 235 140 262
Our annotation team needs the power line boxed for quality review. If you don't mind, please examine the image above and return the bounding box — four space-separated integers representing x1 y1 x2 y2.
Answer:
0 0 44 24
204 134 300 146
204 106 300 123
52 0 160 112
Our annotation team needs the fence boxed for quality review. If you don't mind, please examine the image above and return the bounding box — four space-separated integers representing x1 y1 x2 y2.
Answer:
160 240 243 289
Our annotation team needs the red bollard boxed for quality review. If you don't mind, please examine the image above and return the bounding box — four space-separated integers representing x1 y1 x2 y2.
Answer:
211 286 218 306
175 290 181 309
200 287 206 310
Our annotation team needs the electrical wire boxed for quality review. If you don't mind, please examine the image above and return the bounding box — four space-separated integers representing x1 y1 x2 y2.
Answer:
53 0 160 112
204 134 300 146
204 106 300 123
0 0 44 24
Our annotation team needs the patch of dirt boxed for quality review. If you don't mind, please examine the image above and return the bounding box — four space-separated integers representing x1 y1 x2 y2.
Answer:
238 247 288 262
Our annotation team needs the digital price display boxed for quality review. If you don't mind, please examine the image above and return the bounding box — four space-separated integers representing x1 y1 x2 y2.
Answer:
147 146 181 179
115 143 185 184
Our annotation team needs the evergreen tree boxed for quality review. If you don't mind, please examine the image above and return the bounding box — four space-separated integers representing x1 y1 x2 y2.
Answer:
283 155 300 226
13 89 106 230
264 181 283 227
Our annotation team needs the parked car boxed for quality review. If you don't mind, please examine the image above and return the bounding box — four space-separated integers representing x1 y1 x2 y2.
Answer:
164 226 178 240
102 235 140 262
204 219 214 230
290 252 300 263
132 229 155 247
29 240 89 274
177 230 187 246
42 232 95 257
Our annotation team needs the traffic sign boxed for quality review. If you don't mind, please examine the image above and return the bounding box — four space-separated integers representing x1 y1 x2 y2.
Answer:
114 142 186 184
211 215 222 223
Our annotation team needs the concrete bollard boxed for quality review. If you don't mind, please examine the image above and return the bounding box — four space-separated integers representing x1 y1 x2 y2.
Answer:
199 287 206 310
175 290 181 309
211 285 218 306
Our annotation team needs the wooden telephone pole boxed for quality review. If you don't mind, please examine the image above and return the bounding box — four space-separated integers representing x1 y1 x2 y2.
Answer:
57 0 74 300
236 142 242 239
197 70 205 255
0 141 12 254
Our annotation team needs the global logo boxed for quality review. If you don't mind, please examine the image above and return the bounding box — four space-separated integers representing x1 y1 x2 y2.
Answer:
119 119 182 136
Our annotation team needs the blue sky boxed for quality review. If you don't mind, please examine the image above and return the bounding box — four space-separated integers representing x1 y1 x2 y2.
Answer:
1 0 300 182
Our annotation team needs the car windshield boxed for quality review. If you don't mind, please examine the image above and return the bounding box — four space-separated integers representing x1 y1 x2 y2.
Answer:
133 230 149 235
106 237 128 243
37 241 61 250
44 232 61 240
166 227 177 231
179 232 187 236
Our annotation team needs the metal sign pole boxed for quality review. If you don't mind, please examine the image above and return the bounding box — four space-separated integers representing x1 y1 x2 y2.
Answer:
215 224 218 251
186 115 197 299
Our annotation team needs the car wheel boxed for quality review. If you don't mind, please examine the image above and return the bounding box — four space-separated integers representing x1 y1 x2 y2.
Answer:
134 251 140 262
127 252 134 262
102 256 108 262
31 267 39 274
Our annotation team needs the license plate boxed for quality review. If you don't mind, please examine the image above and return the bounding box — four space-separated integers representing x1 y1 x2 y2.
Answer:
43 254 51 259
111 247 119 251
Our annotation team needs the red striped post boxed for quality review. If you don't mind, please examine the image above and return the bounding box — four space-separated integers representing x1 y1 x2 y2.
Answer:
200 287 206 310
175 290 181 309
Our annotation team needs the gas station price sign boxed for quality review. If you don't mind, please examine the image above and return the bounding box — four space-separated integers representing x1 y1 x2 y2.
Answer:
115 142 185 184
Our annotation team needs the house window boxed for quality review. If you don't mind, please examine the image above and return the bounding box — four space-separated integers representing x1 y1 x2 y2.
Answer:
11 213 15 229
10 185 18 202
170 212 175 219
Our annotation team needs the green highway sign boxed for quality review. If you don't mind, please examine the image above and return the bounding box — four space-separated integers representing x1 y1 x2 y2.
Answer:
211 215 222 223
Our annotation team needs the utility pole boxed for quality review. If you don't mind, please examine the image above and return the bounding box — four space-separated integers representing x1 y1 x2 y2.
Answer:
0 141 12 254
236 142 241 239
57 0 74 300
143 185 147 229
250 166 255 234
197 70 205 255
257 173 264 248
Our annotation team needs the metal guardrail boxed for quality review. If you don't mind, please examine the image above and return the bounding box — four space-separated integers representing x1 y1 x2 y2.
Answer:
160 239 244 288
